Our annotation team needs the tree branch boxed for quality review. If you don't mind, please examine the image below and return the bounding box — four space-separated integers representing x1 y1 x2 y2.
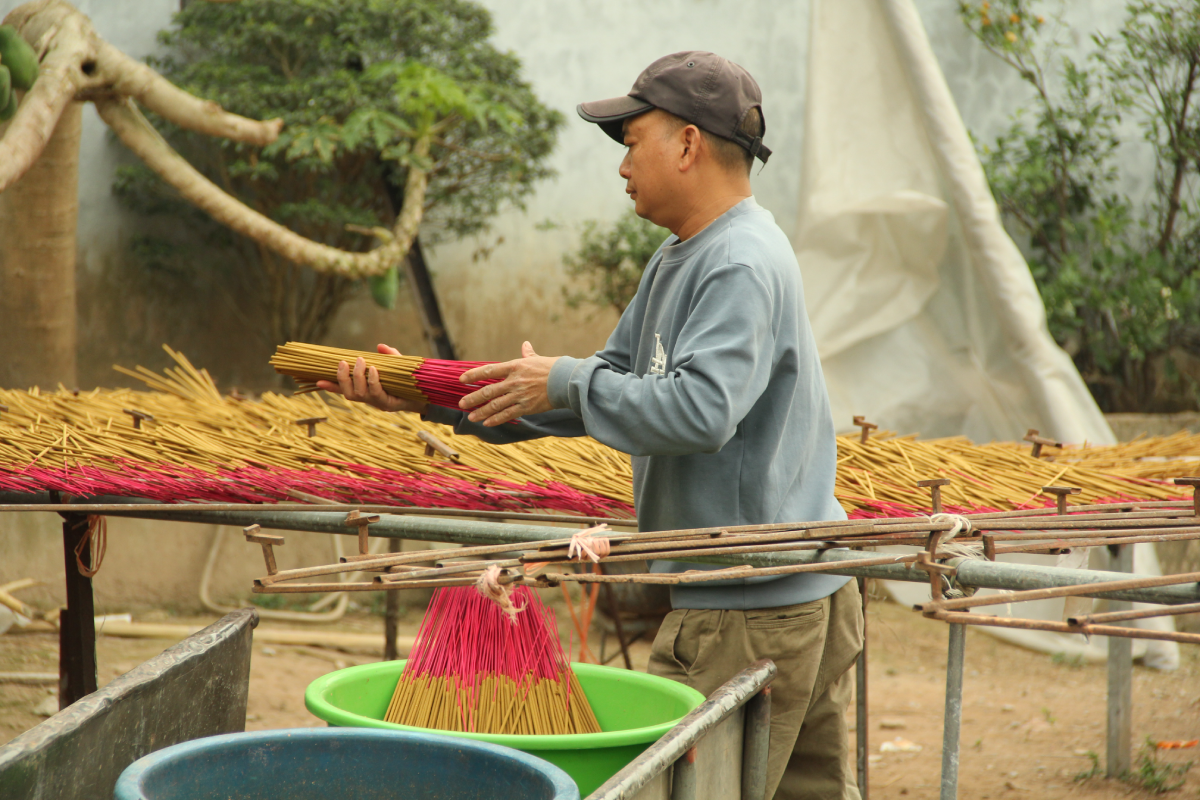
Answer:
94 40 282 145
0 2 92 192
0 0 281 192
96 96 429 278
1157 57 1197 256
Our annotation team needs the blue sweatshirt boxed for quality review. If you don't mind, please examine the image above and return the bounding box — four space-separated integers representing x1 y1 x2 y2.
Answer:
425 197 849 609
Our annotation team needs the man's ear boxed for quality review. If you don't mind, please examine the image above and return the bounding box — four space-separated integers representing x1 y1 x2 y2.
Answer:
678 124 702 172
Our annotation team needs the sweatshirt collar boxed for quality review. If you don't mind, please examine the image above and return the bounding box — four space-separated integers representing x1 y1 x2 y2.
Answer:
660 196 760 264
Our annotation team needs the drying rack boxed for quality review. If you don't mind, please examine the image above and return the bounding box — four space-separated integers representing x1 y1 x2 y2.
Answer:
4 489 1200 799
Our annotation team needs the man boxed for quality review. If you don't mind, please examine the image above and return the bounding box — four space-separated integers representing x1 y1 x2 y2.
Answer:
319 51 863 800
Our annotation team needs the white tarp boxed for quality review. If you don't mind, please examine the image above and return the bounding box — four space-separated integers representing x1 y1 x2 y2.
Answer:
795 0 1116 445
796 0 1177 667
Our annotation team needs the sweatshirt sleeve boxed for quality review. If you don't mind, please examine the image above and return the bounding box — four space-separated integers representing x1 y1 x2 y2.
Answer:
420 288 642 446
547 263 776 457
422 405 587 444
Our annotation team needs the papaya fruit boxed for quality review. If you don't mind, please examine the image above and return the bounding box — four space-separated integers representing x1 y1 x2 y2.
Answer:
0 25 38 91
368 266 400 310
0 66 15 123
0 91 16 124
0 64 10 114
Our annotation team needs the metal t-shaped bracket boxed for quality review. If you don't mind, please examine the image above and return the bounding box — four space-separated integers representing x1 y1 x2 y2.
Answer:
1174 477 1200 517
1042 485 1081 515
917 478 951 514
294 417 327 437
244 524 285 576
345 510 381 555
1023 428 1062 459
852 416 878 444
417 430 460 462
123 409 155 430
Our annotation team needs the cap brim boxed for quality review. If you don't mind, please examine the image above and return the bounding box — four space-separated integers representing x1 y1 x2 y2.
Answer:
577 96 654 144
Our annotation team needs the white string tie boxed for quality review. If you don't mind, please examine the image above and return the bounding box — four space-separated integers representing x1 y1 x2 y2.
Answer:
568 524 612 563
929 513 973 543
475 564 524 624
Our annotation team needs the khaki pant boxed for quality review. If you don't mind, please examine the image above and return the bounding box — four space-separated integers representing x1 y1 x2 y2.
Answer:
648 580 864 800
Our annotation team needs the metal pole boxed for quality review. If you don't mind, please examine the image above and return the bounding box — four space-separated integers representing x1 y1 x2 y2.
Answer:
742 686 772 800
856 577 869 800
58 512 97 708
1106 545 1133 777
940 622 966 800
383 537 402 661
670 747 697 800
598 565 633 670
588 660 777 800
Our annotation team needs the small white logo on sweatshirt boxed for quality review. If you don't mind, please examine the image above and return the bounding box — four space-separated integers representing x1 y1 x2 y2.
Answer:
650 333 667 375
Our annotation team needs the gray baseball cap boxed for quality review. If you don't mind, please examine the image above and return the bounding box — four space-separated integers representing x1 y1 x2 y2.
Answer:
577 51 771 164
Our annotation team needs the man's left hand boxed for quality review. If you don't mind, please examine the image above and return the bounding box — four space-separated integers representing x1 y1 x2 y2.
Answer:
459 342 559 426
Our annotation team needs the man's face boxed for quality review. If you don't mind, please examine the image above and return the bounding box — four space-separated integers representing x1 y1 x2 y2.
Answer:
620 110 680 227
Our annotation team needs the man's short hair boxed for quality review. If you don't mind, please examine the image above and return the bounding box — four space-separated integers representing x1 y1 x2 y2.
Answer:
663 108 763 176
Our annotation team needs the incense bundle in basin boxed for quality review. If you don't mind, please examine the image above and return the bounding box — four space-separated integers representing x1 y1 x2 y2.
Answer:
384 585 602 735
269 342 499 411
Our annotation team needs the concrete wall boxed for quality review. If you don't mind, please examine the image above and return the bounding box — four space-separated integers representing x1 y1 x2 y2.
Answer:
0 0 1143 387
0 513 362 612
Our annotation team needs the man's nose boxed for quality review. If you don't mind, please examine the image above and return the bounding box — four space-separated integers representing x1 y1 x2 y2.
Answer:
619 150 632 179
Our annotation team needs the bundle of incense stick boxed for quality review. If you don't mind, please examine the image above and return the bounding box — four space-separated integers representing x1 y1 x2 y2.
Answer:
269 342 499 411
384 585 601 735
0 347 635 517
5 344 1200 518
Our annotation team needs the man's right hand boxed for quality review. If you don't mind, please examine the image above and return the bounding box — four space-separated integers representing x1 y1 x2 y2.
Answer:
315 344 427 415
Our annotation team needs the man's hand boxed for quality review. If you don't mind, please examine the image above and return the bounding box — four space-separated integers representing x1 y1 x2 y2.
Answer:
459 342 559 426
315 344 427 415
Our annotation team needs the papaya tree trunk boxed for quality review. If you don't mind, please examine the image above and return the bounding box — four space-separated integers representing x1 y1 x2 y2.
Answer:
0 101 81 389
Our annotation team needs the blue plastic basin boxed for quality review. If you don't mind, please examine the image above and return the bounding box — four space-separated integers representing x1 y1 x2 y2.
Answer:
114 727 579 800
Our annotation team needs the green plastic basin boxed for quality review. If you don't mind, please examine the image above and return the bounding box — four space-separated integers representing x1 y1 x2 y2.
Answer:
305 661 704 795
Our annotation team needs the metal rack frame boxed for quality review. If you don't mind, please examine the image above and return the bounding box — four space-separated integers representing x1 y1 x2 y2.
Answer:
5 489 1199 799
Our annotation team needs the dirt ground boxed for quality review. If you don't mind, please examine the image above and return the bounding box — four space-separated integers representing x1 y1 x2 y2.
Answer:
2 596 1198 799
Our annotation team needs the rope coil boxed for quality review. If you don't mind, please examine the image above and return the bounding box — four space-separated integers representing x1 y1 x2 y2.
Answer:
74 515 107 578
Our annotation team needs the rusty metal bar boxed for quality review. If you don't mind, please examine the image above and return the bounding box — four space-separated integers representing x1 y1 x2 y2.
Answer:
916 571 1200 613
742 687 772 800
924 610 1200 644
9 499 1200 606
1069 601 1200 626
985 526 1200 542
